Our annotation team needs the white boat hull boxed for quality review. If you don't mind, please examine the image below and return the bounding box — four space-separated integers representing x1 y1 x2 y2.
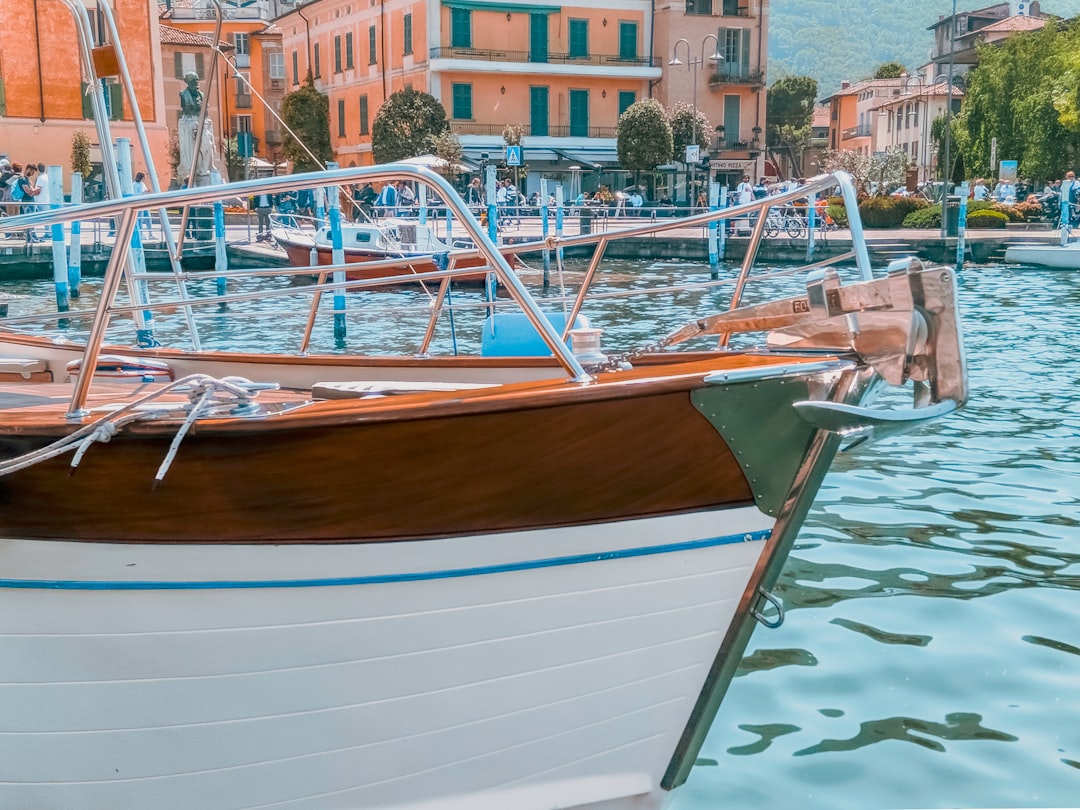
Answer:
0 508 771 810
1003 242 1080 268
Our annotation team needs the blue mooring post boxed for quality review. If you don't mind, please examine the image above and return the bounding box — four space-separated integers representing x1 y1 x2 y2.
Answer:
67 172 83 298
485 164 498 245
315 186 327 224
956 183 969 272
707 181 719 278
327 162 347 346
210 170 228 305
116 138 156 346
418 184 428 226
540 178 551 287
555 186 565 269
717 187 728 261
47 165 69 314
806 191 817 262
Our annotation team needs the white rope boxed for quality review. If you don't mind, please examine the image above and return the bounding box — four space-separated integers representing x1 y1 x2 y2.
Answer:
0 374 275 483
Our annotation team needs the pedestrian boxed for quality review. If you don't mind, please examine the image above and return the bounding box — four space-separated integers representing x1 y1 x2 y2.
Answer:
34 163 52 242
254 191 274 240
972 178 988 201
994 178 1016 204
736 175 754 206
18 164 43 242
374 182 397 218
133 171 154 240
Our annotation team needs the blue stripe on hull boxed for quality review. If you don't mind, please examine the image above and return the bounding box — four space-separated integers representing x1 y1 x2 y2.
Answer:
0 529 771 591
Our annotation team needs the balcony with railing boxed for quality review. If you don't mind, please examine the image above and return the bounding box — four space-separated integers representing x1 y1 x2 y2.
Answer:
450 122 618 138
431 47 657 68
708 67 765 88
842 124 872 139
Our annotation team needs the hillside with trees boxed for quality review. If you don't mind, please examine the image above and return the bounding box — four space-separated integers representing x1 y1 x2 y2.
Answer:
768 0 1080 96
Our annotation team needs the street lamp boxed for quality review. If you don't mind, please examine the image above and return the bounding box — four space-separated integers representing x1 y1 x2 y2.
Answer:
669 36 723 206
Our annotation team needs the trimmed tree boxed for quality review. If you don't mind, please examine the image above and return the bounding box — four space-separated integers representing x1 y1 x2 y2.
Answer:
668 101 711 164
70 131 93 181
371 88 450 164
617 99 673 188
766 75 818 177
281 77 333 173
873 61 907 79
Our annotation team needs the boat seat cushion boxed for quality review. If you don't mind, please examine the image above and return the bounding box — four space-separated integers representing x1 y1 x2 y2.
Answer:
481 312 590 357
0 356 52 382
311 380 497 400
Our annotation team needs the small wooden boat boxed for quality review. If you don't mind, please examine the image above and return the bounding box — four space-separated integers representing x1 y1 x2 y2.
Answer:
272 215 514 281
0 163 969 810
1003 240 1080 269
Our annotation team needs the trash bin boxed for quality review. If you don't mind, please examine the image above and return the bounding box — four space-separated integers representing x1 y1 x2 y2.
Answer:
944 195 961 237
579 208 592 235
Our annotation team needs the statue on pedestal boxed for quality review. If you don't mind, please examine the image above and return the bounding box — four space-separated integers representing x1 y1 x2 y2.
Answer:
177 71 217 187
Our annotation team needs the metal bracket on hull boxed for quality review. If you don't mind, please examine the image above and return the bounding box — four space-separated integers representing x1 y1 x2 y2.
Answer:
751 587 785 629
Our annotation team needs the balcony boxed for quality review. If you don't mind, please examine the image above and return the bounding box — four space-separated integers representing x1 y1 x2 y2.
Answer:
842 124 872 139
450 122 618 139
430 47 657 68
708 67 765 88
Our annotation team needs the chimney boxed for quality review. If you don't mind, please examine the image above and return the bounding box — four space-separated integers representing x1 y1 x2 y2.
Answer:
840 80 850 90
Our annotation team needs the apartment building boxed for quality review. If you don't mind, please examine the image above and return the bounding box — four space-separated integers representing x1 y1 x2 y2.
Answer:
0 0 169 189
653 0 768 189
824 78 904 158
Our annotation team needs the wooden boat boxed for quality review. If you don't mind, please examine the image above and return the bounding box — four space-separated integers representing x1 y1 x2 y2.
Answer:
271 215 514 281
0 163 968 810
1003 240 1080 269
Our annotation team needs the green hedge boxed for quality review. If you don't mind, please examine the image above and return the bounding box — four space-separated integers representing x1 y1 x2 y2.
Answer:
858 196 930 228
965 209 1009 228
902 204 942 228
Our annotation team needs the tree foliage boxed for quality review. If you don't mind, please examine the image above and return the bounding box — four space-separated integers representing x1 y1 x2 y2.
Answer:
280 77 333 173
616 98 674 174
668 101 710 163
768 0 1080 96
766 75 817 175
70 131 93 181
821 148 871 193
958 23 1080 181
430 129 465 180
873 61 907 79
371 88 450 164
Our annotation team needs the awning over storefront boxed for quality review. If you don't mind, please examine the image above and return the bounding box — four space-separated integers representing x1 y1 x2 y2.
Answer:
552 148 620 169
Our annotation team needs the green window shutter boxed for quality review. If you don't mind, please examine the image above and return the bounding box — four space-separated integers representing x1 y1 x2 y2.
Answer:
723 94 740 142
618 22 637 61
368 26 377 64
451 8 471 48
292 51 299 84
404 14 413 54
568 19 588 58
81 82 94 119
313 43 321 77
530 86 548 136
569 88 588 137
741 28 750 76
452 83 472 119
174 52 183 80
359 94 369 135
195 53 205 79
337 99 345 136
334 36 342 72
108 82 123 120
346 32 354 68
529 14 548 62
618 90 635 116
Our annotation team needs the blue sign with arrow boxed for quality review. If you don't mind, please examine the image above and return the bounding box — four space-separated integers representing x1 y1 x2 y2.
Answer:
506 145 522 166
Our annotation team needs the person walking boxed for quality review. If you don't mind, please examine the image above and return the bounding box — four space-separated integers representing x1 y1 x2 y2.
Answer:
254 192 274 240
18 164 43 242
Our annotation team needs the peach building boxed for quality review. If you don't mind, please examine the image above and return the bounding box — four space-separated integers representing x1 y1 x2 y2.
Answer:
0 0 170 193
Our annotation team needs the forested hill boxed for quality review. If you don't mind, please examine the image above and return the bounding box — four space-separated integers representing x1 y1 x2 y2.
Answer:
768 0 1080 97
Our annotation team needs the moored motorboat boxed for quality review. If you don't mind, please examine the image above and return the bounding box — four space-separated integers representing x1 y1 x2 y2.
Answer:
1003 239 1080 269
0 162 968 810
272 215 514 281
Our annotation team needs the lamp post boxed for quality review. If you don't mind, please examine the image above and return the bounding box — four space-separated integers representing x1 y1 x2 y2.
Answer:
669 36 723 207
940 0 958 238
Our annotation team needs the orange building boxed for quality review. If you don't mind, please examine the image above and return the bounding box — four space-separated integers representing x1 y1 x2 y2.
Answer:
824 77 904 158
0 0 170 194
276 0 661 194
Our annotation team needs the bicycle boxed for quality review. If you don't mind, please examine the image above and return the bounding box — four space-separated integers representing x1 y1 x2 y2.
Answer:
762 207 805 238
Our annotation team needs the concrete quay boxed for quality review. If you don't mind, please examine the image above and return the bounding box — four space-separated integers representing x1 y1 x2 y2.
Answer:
0 216 1061 279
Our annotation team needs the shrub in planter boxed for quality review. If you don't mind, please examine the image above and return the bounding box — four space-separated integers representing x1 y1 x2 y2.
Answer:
902 204 942 229
826 204 848 228
965 209 1009 228
858 196 929 228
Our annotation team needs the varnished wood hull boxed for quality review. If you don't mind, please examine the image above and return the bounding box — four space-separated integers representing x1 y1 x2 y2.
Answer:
276 236 496 282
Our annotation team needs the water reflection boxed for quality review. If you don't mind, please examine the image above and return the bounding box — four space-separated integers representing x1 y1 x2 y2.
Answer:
792 712 1018 756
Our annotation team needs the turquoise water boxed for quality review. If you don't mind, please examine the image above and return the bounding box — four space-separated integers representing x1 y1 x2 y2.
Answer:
3 259 1079 808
